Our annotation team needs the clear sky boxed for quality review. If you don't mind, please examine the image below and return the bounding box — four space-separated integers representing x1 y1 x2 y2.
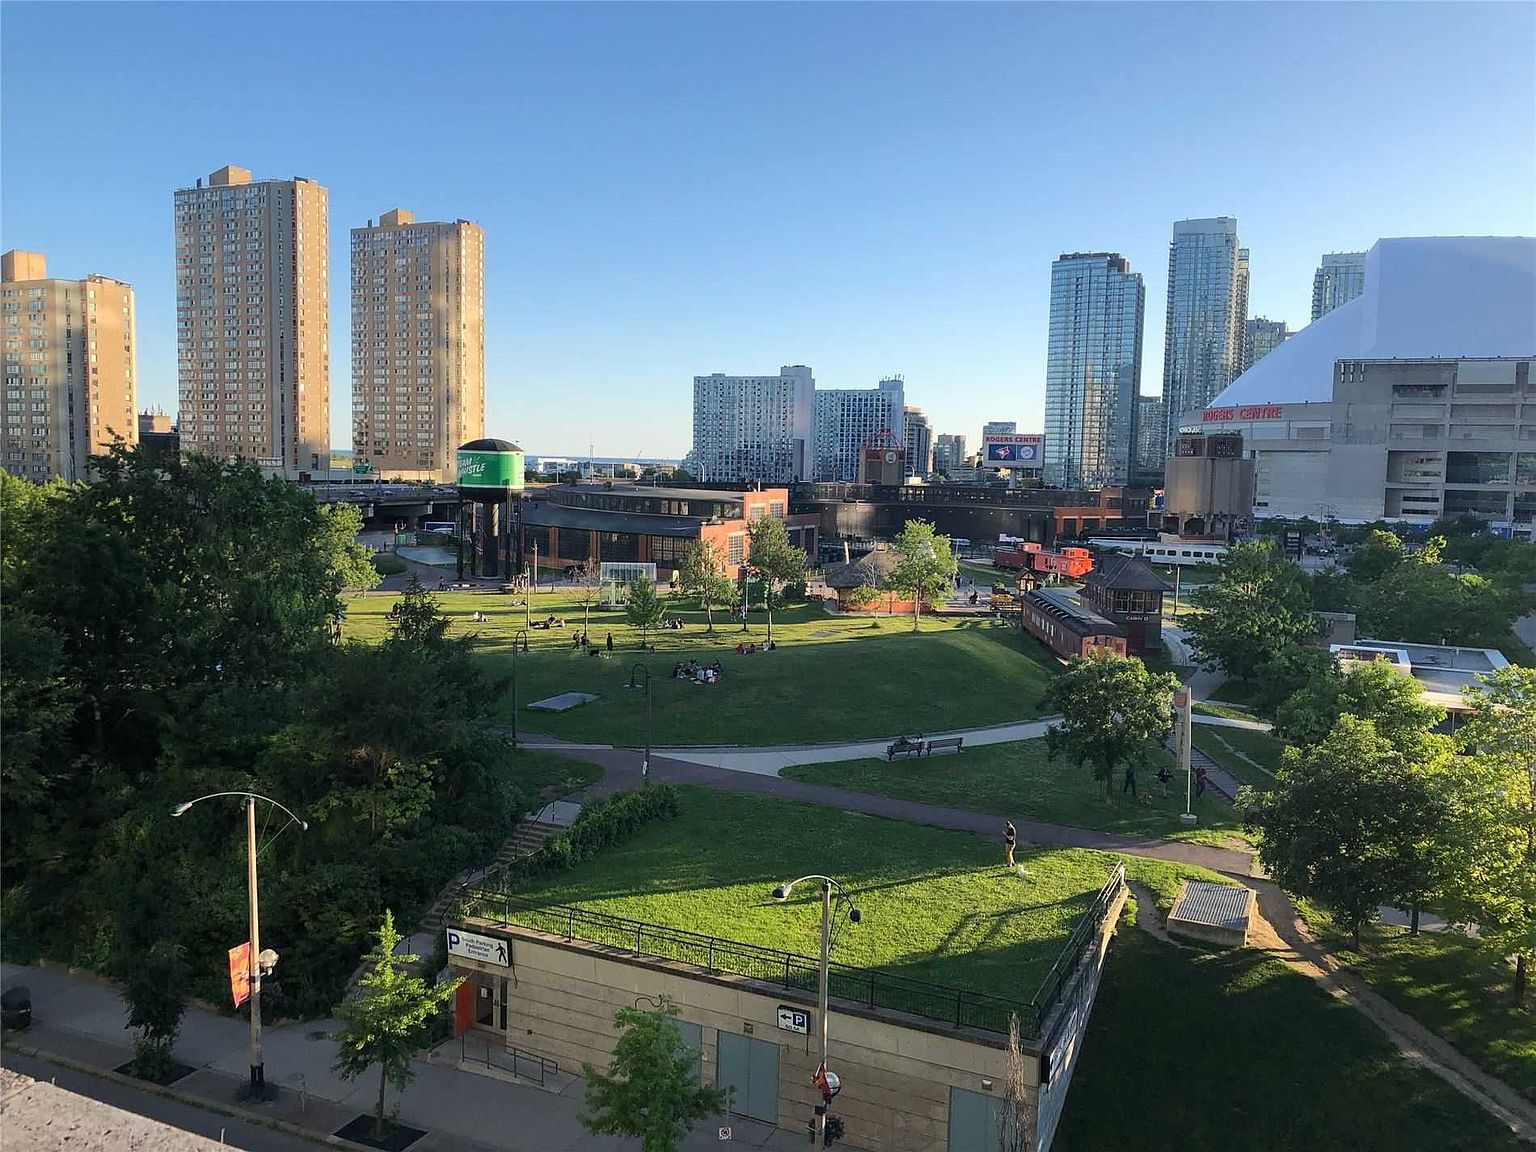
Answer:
3 2 1533 459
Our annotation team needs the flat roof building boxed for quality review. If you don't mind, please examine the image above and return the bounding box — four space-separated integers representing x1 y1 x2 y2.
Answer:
1 250 137 481
1331 640 1509 715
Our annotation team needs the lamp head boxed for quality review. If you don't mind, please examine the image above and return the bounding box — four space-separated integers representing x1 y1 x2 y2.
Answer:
297 819 310 832
770 885 788 902
169 802 192 818
849 906 862 924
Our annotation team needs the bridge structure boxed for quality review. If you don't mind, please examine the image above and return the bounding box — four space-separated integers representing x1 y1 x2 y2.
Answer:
303 482 461 528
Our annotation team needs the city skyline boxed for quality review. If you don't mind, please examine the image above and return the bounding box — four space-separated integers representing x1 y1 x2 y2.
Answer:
3 3 1533 457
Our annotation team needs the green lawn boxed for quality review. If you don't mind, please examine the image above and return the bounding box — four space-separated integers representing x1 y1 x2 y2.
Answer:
502 750 602 807
488 786 1216 995
344 589 1056 746
1192 700 1261 722
1207 677 1264 708
779 740 1253 850
1055 906 1528 1151
1302 904 1536 1105
1192 725 1286 792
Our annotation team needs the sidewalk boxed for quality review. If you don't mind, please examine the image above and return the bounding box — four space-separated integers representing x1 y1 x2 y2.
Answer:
0 963 818 1152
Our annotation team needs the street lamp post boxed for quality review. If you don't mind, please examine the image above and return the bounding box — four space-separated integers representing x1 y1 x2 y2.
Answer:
510 629 530 750
771 875 861 1147
625 662 652 784
170 791 307 1100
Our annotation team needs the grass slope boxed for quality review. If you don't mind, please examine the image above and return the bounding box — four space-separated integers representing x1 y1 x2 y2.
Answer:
781 740 1251 849
502 750 602 807
344 590 1055 745
501 787 1143 994
1192 725 1286 792
1303 905 1536 1105
1055 906 1528 1152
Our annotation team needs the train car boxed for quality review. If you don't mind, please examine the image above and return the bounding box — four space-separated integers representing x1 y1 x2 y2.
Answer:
1086 537 1228 567
993 541 1095 579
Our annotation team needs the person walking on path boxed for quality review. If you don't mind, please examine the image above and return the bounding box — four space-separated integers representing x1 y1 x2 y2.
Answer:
605 632 614 652
1004 820 1017 868
1194 766 1208 799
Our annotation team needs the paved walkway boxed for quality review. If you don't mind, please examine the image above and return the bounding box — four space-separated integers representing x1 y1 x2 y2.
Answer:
0 963 821 1152
544 741 1256 876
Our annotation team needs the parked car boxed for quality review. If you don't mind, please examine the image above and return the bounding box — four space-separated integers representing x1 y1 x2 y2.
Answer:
2 986 32 1030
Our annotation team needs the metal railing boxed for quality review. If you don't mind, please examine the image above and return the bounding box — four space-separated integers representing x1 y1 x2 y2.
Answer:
1023 863 1127 1033
464 878 1123 1039
460 1035 559 1087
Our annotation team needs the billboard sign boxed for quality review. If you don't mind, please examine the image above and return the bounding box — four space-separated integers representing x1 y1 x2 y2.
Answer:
1202 405 1283 422
983 433 1044 466
456 449 525 491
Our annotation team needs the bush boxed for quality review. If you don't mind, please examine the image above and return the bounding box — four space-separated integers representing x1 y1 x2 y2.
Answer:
372 554 407 576
502 785 679 885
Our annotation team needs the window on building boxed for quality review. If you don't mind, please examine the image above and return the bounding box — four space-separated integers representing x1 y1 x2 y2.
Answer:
726 533 745 565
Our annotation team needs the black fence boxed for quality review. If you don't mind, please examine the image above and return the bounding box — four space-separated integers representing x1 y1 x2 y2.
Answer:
464 865 1127 1039
1025 863 1126 1033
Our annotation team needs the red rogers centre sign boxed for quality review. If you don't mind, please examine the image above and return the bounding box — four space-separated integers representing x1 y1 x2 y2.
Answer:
1203 405 1283 422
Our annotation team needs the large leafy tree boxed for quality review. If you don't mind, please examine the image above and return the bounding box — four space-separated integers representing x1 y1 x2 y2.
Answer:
1183 540 1314 681
625 577 667 646
581 996 729 1152
886 519 958 632
1042 652 1178 798
746 517 806 647
334 911 462 1138
1444 666 1536 1004
676 540 735 633
1246 716 1450 949
1251 642 1336 718
1273 659 1445 756
1359 551 1521 648
1346 528 1407 582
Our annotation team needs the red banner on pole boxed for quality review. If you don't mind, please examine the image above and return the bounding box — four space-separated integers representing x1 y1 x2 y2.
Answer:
228 942 251 1008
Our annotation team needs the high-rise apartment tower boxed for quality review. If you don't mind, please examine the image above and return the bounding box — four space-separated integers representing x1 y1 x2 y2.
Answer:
1043 252 1145 487
1311 252 1367 321
174 165 330 476
903 406 932 479
351 209 485 480
1161 217 1246 453
691 365 815 483
1 250 137 481
1242 317 1291 372
813 377 905 482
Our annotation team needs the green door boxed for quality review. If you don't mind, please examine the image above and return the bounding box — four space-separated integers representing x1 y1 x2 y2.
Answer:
948 1086 1003 1151
716 1031 779 1124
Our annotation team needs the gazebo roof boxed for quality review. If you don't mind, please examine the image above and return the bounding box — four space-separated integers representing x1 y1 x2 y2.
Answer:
824 548 898 589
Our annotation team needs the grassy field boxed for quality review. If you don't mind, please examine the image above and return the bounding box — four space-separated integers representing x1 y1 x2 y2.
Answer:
1192 700 1260 722
502 750 603 807
491 786 1222 994
780 740 1251 849
1054 902 1529 1151
1302 903 1536 1105
1206 677 1264 708
1192 725 1285 792
343 589 1056 746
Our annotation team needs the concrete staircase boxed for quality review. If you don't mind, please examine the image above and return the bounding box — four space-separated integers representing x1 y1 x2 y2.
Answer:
419 818 564 936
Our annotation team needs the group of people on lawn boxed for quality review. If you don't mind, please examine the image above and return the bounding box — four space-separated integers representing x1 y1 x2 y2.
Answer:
674 658 724 684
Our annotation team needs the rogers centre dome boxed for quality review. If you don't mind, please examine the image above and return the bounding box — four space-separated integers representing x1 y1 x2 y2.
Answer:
1203 236 1535 411
1179 235 1536 529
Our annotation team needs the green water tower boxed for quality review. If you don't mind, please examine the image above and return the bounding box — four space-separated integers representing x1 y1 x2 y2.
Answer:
455 439 526 580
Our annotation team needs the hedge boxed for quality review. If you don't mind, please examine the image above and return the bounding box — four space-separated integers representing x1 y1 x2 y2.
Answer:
502 784 679 885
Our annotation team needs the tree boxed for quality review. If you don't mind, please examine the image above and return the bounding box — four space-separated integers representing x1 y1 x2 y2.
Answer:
1444 666 1536 1004
120 940 191 1083
1251 642 1336 718
570 561 603 635
580 997 729 1152
746 517 806 647
677 541 735 633
886 519 958 632
319 503 379 592
1042 652 1178 798
625 577 666 647
1361 554 1521 649
334 911 462 1138
1182 541 1314 681
1245 716 1448 949
1273 660 1445 755
1346 528 1406 581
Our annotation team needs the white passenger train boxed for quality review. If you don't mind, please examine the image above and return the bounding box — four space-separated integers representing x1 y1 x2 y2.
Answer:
1084 536 1229 567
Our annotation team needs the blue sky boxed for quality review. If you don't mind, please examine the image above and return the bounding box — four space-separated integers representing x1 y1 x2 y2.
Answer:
4 2 1533 458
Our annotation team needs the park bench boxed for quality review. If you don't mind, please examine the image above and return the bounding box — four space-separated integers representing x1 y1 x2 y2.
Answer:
925 736 964 756
886 736 924 761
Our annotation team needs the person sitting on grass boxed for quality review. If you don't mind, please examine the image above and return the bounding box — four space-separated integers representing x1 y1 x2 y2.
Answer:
673 662 686 679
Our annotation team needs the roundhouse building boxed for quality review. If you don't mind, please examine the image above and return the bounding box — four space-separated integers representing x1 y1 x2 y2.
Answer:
517 483 818 581
1177 236 1536 533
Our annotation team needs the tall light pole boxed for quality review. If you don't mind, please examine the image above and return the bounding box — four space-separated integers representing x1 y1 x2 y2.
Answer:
170 791 307 1099
771 875 861 1146
510 629 530 750
625 662 652 784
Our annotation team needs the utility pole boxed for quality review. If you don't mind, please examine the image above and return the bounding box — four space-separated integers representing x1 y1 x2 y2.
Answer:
246 796 264 1096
